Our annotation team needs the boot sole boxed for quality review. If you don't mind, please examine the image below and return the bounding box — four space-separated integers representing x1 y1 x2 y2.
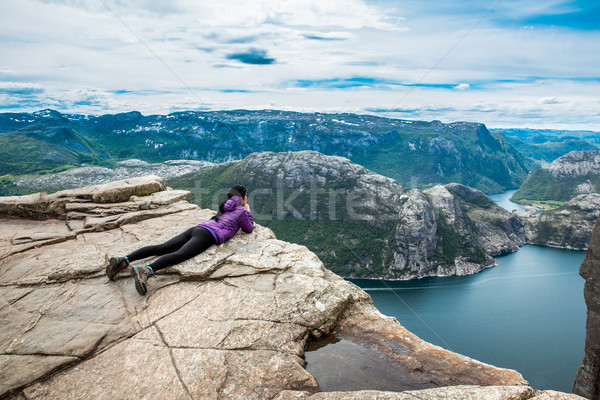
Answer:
105 257 127 281
133 266 147 296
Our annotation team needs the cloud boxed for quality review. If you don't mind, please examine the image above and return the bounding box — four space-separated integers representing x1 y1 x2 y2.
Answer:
0 66 15 75
32 0 400 30
35 0 186 16
0 82 45 94
226 48 276 65
303 31 354 41
454 83 471 90
538 96 561 104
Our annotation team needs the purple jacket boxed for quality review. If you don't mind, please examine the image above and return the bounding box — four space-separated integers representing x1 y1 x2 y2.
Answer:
198 196 254 244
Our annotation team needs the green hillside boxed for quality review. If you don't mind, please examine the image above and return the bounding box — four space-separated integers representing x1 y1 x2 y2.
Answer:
511 151 600 203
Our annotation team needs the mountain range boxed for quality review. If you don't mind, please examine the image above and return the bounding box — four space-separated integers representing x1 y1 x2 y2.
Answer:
1 109 530 194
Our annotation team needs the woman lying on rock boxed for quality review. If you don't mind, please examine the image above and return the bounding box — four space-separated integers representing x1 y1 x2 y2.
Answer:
104 185 254 295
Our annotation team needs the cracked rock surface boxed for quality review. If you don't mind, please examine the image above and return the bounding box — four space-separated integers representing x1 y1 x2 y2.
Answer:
0 176 582 399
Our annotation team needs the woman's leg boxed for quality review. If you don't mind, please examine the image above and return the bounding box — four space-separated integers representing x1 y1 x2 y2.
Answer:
148 227 216 272
106 227 195 281
126 227 196 262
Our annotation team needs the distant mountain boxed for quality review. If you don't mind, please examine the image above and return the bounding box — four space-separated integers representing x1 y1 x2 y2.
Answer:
493 127 600 145
167 151 527 279
491 128 599 166
0 109 529 194
512 150 600 203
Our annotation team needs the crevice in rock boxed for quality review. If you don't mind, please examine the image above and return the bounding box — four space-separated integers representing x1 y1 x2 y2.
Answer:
0 355 80 400
154 324 194 400
217 352 232 400
1 351 81 359
0 288 34 308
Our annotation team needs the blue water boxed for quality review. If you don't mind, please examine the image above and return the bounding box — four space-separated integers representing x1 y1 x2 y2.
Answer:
488 189 524 212
350 191 587 393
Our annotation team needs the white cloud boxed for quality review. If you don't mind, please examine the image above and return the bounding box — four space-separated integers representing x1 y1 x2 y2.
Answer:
454 83 471 90
0 82 45 92
538 97 561 105
33 0 399 30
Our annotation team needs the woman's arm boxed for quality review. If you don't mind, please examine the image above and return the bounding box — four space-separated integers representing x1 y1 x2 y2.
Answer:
239 208 254 233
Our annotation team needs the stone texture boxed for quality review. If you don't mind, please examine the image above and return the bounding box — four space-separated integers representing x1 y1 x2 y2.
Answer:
0 176 573 399
531 391 587 400
274 386 586 400
0 175 167 220
573 217 600 399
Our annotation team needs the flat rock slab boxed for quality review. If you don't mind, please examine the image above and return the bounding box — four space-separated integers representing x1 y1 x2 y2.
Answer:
0 176 569 399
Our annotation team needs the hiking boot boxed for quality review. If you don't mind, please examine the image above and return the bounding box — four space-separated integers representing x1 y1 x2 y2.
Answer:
105 256 129 281
132 265 153 296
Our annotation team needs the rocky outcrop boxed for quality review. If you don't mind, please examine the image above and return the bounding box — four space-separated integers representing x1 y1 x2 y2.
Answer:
170 151 528 280
548 151 600 179
392 182 527 279
7 159 214 195
573 217 600 399
512 151 600 203
0 176 574 399
521 194 600 250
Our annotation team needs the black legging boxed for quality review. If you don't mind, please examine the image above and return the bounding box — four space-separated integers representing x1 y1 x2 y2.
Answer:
126 226 216 272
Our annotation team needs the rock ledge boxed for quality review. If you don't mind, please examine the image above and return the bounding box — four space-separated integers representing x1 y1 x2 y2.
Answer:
0 177 582 399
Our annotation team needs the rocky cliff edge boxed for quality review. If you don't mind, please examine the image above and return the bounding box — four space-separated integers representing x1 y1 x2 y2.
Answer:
573 216 600 399
0 176 582 399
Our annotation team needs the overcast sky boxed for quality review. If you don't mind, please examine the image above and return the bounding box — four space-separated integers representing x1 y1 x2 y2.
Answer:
1 0 599 129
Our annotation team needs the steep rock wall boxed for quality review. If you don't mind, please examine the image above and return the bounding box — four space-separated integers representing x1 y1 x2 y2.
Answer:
573 217 600 399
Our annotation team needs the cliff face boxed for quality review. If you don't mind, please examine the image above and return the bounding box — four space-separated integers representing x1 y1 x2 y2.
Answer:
519 194 600 250
548 151 600 179
0 176 580 400
573 217 600 399
170 151 527 280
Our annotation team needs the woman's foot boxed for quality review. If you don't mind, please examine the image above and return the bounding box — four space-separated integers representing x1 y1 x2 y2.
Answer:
132 265 153 295
105 256 129 281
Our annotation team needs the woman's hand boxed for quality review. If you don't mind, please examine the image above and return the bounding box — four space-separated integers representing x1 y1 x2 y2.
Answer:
241 194 250 211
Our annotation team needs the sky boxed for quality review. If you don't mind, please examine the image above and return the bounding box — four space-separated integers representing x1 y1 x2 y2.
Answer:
0 0 599 130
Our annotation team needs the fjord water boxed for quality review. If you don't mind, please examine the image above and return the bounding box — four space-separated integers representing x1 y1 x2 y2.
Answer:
352 192 587 393
488 189 524 212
